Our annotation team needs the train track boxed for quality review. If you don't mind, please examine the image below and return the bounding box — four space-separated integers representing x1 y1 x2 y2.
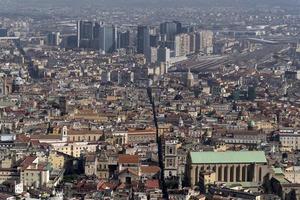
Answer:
171 44 288 73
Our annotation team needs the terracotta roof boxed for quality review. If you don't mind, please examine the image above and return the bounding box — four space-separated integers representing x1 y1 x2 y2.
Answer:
145 179 160 189
140 166 160 174
26 164 47 171
16 134 30 143
119 168 139 177
118 154 139 164
117 182 126 189
30 134 61 140
30 140 40 146
97 180 118 191
20 156 37 170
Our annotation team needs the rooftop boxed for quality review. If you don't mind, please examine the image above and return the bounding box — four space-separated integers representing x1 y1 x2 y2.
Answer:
190 151 267 164
141 166 160 174
145 179 160 189
118 154 139 164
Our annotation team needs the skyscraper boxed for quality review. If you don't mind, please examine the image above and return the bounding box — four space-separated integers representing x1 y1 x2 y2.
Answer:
195 30 214 54
137 25 151 61
76 21 81 48
62 35 77 49
157 46 171 63
189 32 196 54
137 26 150 54
117 30 130 49
47 32 61 46
76 21 117 53
174 21 182 34
92 22 104 50
77 20 94 48
99 25 117 54
93 22 101 40
174 33 190 57
150 35 159 47
159 21 182 51
160 21 182 41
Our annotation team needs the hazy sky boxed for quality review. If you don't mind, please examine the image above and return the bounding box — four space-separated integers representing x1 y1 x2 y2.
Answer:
1 0 300 7
0 0 299 17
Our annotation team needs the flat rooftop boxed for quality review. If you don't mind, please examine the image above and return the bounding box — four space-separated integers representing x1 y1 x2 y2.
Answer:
190 151 267 164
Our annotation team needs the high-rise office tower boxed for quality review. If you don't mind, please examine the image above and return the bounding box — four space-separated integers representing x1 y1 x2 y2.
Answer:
117 30 130 49
77 21 94 48
150 35 159 47
159 21 182 51
137 25 150 54
47 32 61 46
174 21 182 34
182 26 195 33
189 32 196 54
195 32 201 53
93 22 101 39
157 46 171 63
99 25 117 54
62 35 77 49
195 30 214 54
160 21 182 41
174 33 190 57
77 20 117 53
137 25 151 61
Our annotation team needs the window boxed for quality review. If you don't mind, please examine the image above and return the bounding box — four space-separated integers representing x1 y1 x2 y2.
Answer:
166 159 173 167
169 147 173 154
125 177 131 184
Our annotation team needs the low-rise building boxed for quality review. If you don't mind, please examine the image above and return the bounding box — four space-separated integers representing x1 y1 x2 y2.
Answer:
48 151 65 170
52 142 98 158
187 151 269 187
284 166 300 184
19 156 50 188
279 128 300 150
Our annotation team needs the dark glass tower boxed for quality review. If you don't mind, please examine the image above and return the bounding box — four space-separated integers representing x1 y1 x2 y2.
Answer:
77 21 94 48
137 25 150 55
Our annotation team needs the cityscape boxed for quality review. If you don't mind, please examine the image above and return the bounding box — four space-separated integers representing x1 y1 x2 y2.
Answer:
1 0 300 199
